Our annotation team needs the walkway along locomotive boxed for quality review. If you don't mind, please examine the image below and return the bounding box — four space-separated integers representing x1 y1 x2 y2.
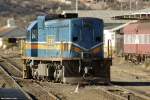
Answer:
22 13 112 83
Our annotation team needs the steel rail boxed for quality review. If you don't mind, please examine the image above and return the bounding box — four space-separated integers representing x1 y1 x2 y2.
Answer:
5 60 22 74
108 83 150 100
0 65 33 100
35 81 60 100
1 57 60 100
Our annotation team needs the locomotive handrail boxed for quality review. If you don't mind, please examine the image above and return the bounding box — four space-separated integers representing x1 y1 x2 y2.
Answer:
107 39 113 59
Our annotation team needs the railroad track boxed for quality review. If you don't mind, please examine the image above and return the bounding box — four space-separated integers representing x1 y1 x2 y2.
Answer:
105 83 150 100
0 61 32 99
1 54 150 100
0 56 59 100
0 60 22 78
0 55 23 71
0 56 124 100
110 66 150 100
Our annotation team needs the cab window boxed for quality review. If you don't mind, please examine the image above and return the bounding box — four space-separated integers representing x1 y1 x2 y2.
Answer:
31 29 38 41
95 36 102 42
73 37 78 42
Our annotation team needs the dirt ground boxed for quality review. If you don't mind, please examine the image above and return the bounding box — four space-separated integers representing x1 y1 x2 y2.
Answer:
111 57 150 98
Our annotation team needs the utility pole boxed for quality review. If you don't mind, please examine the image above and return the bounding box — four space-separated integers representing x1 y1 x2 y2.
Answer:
129 0 132 11
76 0 78 13
121 1 123 11
135 1 138 10
117 0 123 10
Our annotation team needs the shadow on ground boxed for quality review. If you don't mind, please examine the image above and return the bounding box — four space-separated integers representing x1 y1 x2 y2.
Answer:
111 81 150 86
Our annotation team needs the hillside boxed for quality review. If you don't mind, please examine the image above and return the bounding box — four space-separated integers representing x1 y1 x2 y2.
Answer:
0 0 150 28
0 0 89 27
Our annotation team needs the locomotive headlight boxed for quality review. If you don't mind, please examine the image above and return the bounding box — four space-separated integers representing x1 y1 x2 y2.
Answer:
92 47 101 54
74 47 81 52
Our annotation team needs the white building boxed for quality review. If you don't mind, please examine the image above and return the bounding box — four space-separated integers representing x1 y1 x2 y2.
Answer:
104 30 115 57
104 21 136 57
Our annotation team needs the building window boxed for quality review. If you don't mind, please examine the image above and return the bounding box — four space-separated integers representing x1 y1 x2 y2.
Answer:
31 29 38 41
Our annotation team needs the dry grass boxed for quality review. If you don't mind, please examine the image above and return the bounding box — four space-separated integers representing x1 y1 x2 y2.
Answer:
144 59 150 70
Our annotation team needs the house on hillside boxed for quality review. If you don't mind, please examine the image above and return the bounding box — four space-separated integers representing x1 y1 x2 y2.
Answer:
0 18 26 54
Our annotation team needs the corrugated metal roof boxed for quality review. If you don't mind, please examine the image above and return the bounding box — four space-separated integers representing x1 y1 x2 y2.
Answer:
0 26 15 33
123 21 150 34
123 23 138 34
138 21 150 34
0 26 26 38
110 21 137 32
112 8 150 20
137 8 150 13
65 10 133 24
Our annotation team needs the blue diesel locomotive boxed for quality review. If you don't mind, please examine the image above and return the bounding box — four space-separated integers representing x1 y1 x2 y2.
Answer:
22 13 112 83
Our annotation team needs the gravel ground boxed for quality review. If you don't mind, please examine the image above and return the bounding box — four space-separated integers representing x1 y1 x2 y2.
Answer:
0 69 13 88
111 57 150 98
40 82 110 100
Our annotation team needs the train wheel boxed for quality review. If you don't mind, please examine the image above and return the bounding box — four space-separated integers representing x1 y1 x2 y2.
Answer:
54 64 63 83
48 63 55 81
23 64 32 79
23 64 27 79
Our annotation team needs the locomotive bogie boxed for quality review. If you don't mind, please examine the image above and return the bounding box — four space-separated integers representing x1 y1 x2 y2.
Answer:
22 58 111 83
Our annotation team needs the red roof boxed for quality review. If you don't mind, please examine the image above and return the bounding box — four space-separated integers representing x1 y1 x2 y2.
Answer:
123 21 150 34
123 23 138 34
138 22 150 34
